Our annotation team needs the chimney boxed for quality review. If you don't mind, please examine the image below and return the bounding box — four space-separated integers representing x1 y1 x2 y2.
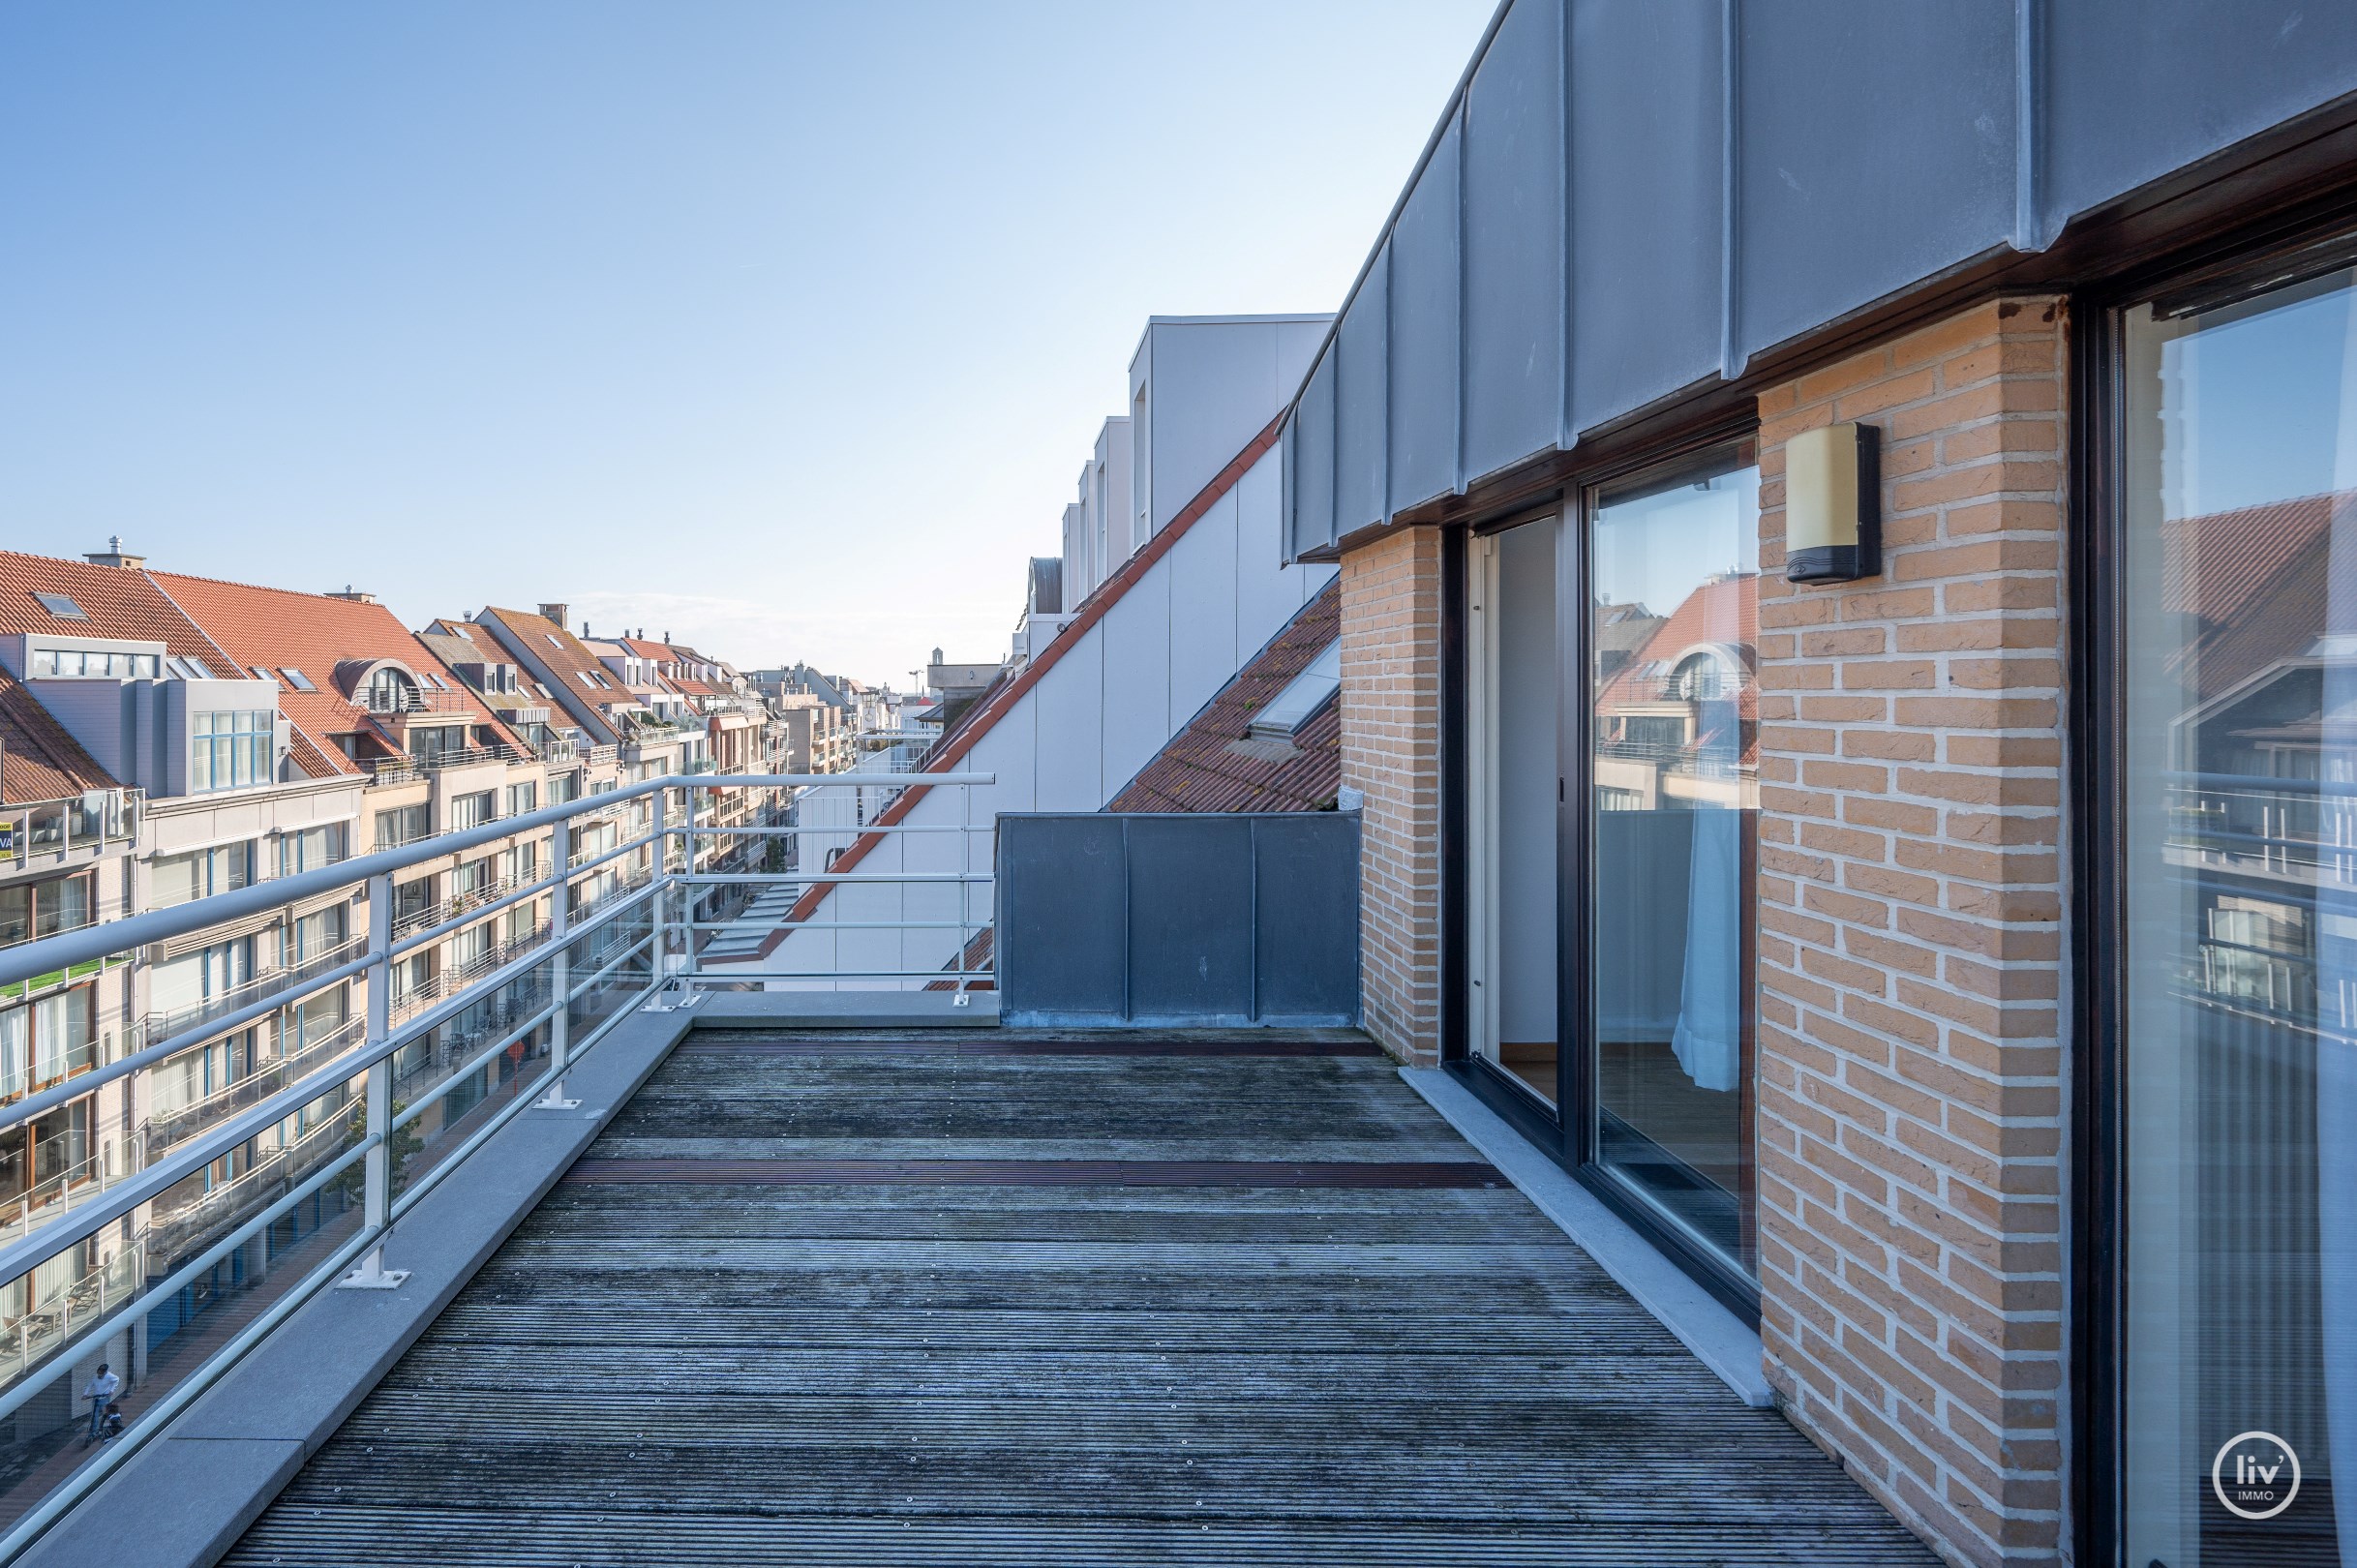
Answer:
325 585 377 603
537 603 569 629
84 535 145 570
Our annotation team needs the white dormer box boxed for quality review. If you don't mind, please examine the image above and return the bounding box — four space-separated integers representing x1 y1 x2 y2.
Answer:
0 632 167 681
22 663 288 800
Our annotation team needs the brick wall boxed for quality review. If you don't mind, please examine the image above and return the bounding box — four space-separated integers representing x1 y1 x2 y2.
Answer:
1752 296 2070 1567
1339 527 1445 1065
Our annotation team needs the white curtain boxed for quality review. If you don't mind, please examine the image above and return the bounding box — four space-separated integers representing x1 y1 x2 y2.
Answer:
1673 806 1742 1093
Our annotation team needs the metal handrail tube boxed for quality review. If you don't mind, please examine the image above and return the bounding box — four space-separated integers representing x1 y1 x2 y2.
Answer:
0 772 992 988
387 825 655 962
0 1134 375 1431
0 879 660 1276
674 872 990 884
389 960 654 1167
0 1207 382 1565
0 948 379 1138
679 920 988 931
673 823 988 836
680 969 996 980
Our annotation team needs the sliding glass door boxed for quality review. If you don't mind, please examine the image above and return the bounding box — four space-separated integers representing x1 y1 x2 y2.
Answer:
1584 446 1761 1284
2111 255 2355 1566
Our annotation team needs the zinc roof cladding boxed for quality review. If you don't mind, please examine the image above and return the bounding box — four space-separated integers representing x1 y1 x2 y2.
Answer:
1107 578 1343 815
477 606 636 741
0 674 117 801
416 626 544 717
0 550 218 659
150 570 529 772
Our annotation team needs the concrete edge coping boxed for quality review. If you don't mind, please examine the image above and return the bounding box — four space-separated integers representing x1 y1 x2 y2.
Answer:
1398 1065 1776 1409
17 1003 701 1568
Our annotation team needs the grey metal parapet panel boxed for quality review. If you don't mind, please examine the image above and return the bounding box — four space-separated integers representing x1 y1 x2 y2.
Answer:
1280 0 2357 563
1127 815 1255 1025
1567 0 1726 434
1461 0 1565 486
1254 815 1363 1024
1388 109 1464 513
997 814 1127 1022
1335 242 1392 535
1734 0 2017 361
997 813 1362 1029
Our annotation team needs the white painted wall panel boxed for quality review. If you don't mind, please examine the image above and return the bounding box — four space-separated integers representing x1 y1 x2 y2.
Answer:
1165 487 1238 729
1030 624 1104 812
1099 561 1171 794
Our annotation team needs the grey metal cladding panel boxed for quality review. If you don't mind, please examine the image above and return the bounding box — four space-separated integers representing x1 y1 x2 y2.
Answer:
1291 349 1337 560
1252 815 1360 1024
2045 0 2357 231
1334 244 1391 536
996 815 1127 1020
1567 0 1724 437
1461 0 1566 484
1734 0 2013 363
1125 814 1254 1022
1389 112 1463 514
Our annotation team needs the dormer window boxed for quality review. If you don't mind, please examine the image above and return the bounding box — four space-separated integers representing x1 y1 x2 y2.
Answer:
362 668 419 713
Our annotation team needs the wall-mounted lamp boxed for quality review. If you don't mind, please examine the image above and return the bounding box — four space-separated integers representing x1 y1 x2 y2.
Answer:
1785 421 1881 584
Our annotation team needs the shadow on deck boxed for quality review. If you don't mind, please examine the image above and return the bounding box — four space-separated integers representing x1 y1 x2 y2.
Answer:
222 1029 1933 1566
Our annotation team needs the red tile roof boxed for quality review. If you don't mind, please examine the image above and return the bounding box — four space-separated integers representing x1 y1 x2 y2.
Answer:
0 551 216 657
150 570 527 773
1108 579 1341 813
477 606 641 741
0 676 115 802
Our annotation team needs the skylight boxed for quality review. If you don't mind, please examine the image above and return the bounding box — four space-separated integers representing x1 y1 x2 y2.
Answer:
545 633 563 648
1247 642 1342 741
32 591 85 619
251 666 275 683
281 667 317 692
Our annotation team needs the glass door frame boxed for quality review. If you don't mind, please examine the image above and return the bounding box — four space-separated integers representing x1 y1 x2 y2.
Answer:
1443 418 1765 1326
2070 202 2357 1568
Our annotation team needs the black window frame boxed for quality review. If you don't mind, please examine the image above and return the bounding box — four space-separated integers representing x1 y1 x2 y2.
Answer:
2069 195 2357 1568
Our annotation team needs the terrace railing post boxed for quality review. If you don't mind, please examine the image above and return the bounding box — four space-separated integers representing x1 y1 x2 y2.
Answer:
534 815 581 1110
338 871 408 1289
682 785 700 982
651 787 670 984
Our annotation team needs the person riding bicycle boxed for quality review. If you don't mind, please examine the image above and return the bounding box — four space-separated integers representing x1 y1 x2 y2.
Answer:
80 1364 119 1445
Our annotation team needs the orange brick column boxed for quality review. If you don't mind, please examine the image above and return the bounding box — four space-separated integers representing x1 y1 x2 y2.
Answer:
1339 527 1446 1065
1753 297 2070 1566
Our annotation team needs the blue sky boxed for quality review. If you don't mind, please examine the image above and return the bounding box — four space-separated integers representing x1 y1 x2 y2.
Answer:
0 2 1494 685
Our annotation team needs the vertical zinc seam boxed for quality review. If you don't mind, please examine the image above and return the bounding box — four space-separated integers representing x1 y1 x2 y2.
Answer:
2012 0 2045 252
1557 0 1575 451
1719 0 1743 378
1381 239 1395 530
1454 95 1469 498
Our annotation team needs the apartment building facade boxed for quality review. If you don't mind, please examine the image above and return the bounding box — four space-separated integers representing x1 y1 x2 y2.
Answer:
1279 8 2357 1566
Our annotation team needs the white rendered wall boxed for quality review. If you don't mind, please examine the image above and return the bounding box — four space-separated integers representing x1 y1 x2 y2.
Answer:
1129 317 1329 538
724 439 1335 988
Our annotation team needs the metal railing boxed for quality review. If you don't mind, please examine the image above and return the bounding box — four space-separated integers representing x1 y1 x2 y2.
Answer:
0 790 142 867
0 769 994 1556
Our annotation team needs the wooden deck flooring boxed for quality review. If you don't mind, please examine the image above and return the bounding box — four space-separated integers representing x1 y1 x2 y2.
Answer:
224 1031 1935 1566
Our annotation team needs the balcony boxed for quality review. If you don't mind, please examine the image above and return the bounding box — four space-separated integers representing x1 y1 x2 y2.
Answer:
138 935 370 1053
360 685 470 716
0 770 1927 1568
0 789 141 869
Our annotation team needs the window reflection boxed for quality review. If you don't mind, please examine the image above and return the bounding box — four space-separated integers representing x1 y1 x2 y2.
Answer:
2123 266 2356 1564
1588 452 1760 1276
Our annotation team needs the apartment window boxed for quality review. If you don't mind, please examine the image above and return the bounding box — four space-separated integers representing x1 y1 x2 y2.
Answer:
277 823 347 878
450 857 493 900
190 709 274 793
1586 447 1759 1286
2100 240 2357 1560
448 791 496 830
0 1095 90 1203
451 922 493 969
374 804 430 851
31 592 84 620
506 781 537 816
548 770 583 806
0 873 93 949
151 1031 254 1118
287 984 348 1051
147 937 252 1035
287 904 347 965
499 840 538 886
0 988 94 1101
391 876 434 927
28 648 160 678
152 843 253 908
